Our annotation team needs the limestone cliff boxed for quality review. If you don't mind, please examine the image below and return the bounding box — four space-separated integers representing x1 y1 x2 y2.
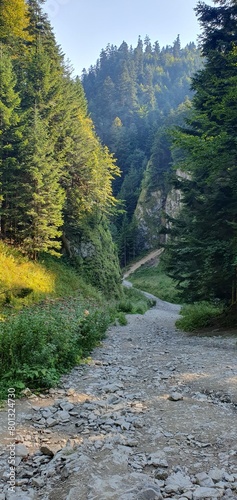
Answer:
134 174 183 252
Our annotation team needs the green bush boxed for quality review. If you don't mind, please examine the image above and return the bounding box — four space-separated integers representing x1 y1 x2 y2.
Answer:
118 287 154 314
0 299 110 398
116 312 128 325
176 301 223 332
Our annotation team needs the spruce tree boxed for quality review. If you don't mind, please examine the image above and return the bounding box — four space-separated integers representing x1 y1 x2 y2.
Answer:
0 47 22 240
165 0 237 304
18 107 64 257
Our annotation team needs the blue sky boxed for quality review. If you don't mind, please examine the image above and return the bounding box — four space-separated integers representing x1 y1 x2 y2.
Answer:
44 0 214 76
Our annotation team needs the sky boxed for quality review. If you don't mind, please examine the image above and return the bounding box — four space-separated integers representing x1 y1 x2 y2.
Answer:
44 0 214 76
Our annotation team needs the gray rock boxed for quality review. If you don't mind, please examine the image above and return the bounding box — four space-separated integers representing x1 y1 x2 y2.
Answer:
209 468 224 483
193 487 224 498
168 392 184 401
137 487 163 499
103 383 124 393
20 470 34 478
41 408 53 417
31 477 44 488
46 417 57 427
40 445 61 457
6 493 34 500
223 472 235 482
196 472 214 487
147 452 168 468
165 471 193 494
66 488 82 500
33 455 49 465
61 466 70 480
15 444 28 458
179 492 193 500
55 409 70 422
59 401 74 412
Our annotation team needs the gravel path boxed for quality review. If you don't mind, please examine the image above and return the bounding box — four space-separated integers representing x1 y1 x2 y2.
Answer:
0 290 237 499
123 249 163 278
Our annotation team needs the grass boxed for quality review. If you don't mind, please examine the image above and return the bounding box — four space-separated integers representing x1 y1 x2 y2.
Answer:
176 301 224 332
0 298 111 398
0 242 103 314
0 242 155 399
118 286 156 315
127 260 226 334
128 261 181 304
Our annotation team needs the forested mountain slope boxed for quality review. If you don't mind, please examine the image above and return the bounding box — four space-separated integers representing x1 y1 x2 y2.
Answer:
0 0 121 296
82 37 202 264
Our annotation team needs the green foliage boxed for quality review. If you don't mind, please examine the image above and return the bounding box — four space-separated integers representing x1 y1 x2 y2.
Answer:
0 240 104 313
0 299 111 398
16 107 65 257
82 37 202 265
41 254 104 302
164 0 237 306
116 312 128 325
0 0 32 44
0 238 160 400
72 215 122 299
118 286 155 314
0 0 120 284
129 261 181 303
0 245 156 400
176 301 223 332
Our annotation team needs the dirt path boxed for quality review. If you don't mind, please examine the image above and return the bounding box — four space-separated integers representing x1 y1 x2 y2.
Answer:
0 290 237 499
123 249 163 278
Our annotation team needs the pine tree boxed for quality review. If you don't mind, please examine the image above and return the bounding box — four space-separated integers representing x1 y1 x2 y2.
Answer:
0 47 22 240
165 0 237 304
18 107 64 258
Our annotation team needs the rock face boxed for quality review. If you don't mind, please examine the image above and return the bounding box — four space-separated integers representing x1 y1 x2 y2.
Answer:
134 169 186 251
0 293 237 499
135 188 167 250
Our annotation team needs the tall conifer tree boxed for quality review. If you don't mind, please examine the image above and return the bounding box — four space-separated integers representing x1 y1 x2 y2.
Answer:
165 0 237 303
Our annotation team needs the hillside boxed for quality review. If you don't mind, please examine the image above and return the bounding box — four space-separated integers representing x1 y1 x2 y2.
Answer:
0 0 121 292
82 37 202 264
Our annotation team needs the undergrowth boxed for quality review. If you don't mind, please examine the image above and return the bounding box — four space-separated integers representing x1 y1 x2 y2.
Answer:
128 261 181 303
0 298 111 398
0 242 154 399
0 242 102 314
176 301 224 332
118 287 155 315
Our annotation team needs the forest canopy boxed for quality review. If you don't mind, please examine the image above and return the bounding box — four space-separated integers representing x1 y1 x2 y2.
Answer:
0 0 120 260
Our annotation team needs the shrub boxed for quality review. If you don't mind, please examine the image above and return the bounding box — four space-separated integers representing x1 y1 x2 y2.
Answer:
118 287 154 314
117 312 128 325
176 301 223 332
0 299 110 398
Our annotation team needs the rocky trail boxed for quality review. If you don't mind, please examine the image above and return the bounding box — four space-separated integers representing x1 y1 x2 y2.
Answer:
0 289 237 499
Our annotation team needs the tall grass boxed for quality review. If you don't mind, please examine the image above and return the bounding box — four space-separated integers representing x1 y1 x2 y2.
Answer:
176 301 223 332
0 242 102 313
129 261 181 303
118 287 156 315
